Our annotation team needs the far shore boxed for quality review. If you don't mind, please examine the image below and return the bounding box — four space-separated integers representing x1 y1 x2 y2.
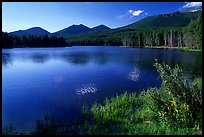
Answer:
121 45 202 52
2 45 202 52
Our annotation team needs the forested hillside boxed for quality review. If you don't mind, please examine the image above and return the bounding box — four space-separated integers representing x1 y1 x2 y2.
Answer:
64 11 202 49
121 10 202 29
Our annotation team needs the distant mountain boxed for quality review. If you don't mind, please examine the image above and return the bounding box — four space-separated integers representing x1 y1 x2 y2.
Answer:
62 9 202 45
9 27 51 36
52 24 92 36
7 9 201 39
120 9 202 30
52 24 111 36
54 10 201 38
92 25 111 31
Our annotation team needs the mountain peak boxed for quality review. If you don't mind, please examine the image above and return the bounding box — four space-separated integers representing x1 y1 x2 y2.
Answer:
99 24 107 27
9 27 51 36
69 24 87 27
53 24 92 36
92 24 111 31
31 27 42 29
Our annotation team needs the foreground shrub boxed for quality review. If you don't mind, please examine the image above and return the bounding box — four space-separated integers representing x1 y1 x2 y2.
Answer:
82 62 202 135
152 62 202 129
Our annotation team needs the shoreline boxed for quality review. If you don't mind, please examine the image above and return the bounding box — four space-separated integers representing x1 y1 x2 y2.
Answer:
121 46 202 52
2 45 202 52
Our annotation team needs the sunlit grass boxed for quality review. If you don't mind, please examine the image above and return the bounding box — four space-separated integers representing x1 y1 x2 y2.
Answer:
81 62 202 135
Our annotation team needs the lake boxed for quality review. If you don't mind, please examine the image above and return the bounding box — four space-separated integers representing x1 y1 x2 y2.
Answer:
2 46 202 132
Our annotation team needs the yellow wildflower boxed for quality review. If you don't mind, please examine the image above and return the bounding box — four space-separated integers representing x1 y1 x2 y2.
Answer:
175 108 179 113
183 103 189 111
186 105 189 111
158 112 161 116
171 98 176 106
161 112 164 117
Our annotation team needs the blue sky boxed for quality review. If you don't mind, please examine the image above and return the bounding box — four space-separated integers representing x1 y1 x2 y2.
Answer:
2 2 202 33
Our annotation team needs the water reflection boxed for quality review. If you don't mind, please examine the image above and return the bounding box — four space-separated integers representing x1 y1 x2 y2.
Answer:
2 48 202 77
128 66 141 82
54 75 64 84
93 52 110 65
76 83 98 95
31 53 50 63
2 53 13 67
62 52 90 65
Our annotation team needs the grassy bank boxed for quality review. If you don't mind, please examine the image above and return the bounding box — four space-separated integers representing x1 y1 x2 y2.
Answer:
144 46 202 52
3 62 202 135
81 62 202 135
121 45 202 52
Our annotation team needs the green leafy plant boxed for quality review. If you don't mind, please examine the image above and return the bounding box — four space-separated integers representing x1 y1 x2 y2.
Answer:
151 62 202 130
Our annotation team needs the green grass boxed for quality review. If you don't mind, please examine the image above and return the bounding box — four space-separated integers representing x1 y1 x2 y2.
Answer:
121 45 202 52
180 47 202 52
81 62 202 135
143 46 202 52
82 87 202 135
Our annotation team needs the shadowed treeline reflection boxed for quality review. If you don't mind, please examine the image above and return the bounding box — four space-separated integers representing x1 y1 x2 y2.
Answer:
2 50 111 66
61 52 90 65
2 47 202 76
120 50 202 76
2 53 13 67
61 52 110 65
31 53 50 63
92 52 110 65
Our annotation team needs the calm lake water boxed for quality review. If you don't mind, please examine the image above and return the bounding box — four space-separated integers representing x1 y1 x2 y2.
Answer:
2 46 202 132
